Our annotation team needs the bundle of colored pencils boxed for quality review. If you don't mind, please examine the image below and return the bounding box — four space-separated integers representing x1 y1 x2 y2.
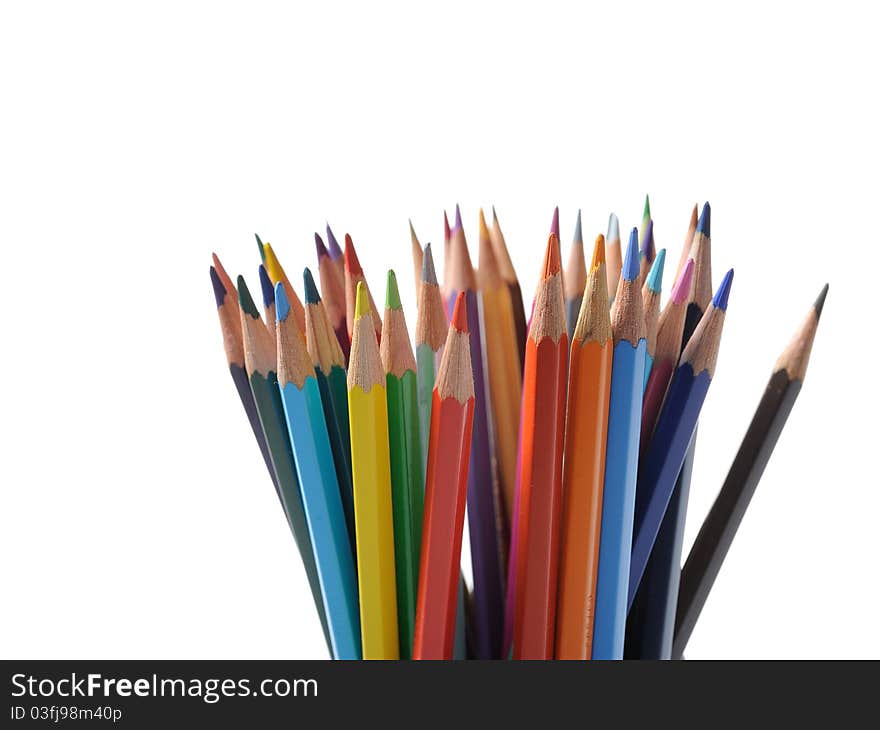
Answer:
210 199 826 660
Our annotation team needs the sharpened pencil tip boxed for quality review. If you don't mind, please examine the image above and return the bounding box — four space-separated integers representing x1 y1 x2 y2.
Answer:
422 243 438 284
326 224 342 260
303 268 321 304
255 233 266 262
713 268 734 311
443 210 451 242
672 259 695 305
646 249 666 293
451 291 468 333
814 283 829 319
544 233 562 276
574 209 583 244
623 228 640 281
591 234 606 269
607 212 620 242
643 195 651 222
478 208 489 240
354 281 370 319
385 269 402 310
258 264 275 309
641 219 655 262
237 275 260 318
210 266 226 307
314 232 329 260
551 206 560 239
454 203 463 231
344 234 363 275
274 282 290 322
698 202 711 237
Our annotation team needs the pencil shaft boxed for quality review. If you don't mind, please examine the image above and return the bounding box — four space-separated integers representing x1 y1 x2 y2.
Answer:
229 363 280 502
509 281 527 370
279 378 361 659
592 339 646 659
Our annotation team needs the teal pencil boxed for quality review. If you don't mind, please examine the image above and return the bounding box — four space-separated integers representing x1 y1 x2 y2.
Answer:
303 268 356 557
592 228 647 659
642 249 666 391
276 283 361 660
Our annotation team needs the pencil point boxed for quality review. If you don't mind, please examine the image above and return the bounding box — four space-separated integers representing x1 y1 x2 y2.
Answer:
344 234 363 275
641 219 655 262
385 269 402 310
210 266 226 307
642 194 651 222
255 233 266 262
303 268 321 304
443 210 451 243
607 212 620 242
622 228 640 281
258 264 275 308
326 224 342 260
275 282 290 322
551 206 560 239
698 202 711 237
544 233 562 276
454 203 463 231
671 258 695 305
354 281 371 319
451 291 468 333
478 208 489 240
422 243 438 284
712 268 734 311
646 249 666 293
591 234 606 268
814 283 829 319
314 232 329 260
574 209 583 244
237 275 260 318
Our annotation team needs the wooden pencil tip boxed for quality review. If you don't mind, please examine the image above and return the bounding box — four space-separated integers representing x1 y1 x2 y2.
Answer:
814 283 829 319
303 267 321 304
478 207 489 240
344 234 363 275
354 281 371 320
591 234 606 268
712 268 734 311
551 206 560 239
443 210 451 243
210 266 226 307
237 275 260 318
646 249 666 293
263 243 285 285
622 228 640 281
385 269 402 310
274 282 290 322
641 219 655 262
454 203 463 230
698 202 711 237
544 233 562 276
671 258 695 305
607 212 620 242
643 194 651 221
422 243 438 284
314 232 329 260
258 264 275 308
574 209 583 244
451 291 468 333
255 233 266 262
326 224 342 259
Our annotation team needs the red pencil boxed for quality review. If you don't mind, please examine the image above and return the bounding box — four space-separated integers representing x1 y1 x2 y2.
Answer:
513 233 568 659
413 293 475 660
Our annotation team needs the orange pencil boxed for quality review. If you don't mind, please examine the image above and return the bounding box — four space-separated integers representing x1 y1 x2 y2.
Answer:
674 204 699 280
555 235 613 659
344 233 383 341
513 233 568 659
412 293 476 660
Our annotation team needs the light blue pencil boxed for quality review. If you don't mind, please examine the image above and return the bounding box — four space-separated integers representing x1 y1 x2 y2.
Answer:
642 248 666 391
592 228 646 660
275 283 361 660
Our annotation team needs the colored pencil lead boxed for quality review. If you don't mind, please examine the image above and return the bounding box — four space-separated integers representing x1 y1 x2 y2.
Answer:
551 205 560 240
641 249 666 389
315 232 329 260
256 233 266 262
674 204 699 280
646 248 666 294
454 203 463 231
343 233 382 340
258 264 277 340
605 213 623 304
564 210 587 341
326 224 343 261
263 243 306 333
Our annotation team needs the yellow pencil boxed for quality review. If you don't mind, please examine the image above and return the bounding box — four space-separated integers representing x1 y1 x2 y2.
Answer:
348 281 399 659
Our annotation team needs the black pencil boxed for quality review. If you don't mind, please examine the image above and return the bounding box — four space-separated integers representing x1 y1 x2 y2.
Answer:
672 285 828 658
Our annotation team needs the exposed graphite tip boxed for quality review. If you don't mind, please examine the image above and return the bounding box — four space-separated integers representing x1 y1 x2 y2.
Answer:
354 281 371 319
326 224 342 260
545 233 562 276
671 259 695 305
607 212 620 242
422 243 438 284
303 267 321 304
258 264 275 308
274 281 291 322
315 232 329 259
591 234 606 268
237 275 260 318
646 248 666 293
551 206 560 239
210 266 226 307
344 234 363 274
712 268 734 311
385 269 402 310
451 291 468 333
574 209 583 245
814 283 829 319
698 202 711 237
622 227 640 281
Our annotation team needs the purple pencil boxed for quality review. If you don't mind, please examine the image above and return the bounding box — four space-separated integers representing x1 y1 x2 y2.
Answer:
447 210 505 659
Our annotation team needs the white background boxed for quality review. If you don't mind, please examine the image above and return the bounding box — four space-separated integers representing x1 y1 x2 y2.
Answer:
1 1 877 659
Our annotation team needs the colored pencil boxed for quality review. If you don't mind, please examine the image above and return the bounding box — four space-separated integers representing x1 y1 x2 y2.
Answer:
381 270 424 659
592 228 646 659
442 209 452 298
550 205 564 298
564 210 586 342
448 213 505 659
262 242 306 334
255 232 266 262
672 285 828 659
303 267 356 558
236 275 331 652
413 293 476 659
326 223 345 283
348 281 399 659
605 213 622 306
513 233 568 659
628 268 734 608
344 234 383 342
209 256 279 500
409 219 423 297
275 283 361 660
315 232 350 362
258 264 277 341
638 219 656 289
478 208 522 530
674 204 699 280
626 203 713 659
641 248 666 390
555 235 613 659
490 206 527 370
640 195 651 246
639 259 695 461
